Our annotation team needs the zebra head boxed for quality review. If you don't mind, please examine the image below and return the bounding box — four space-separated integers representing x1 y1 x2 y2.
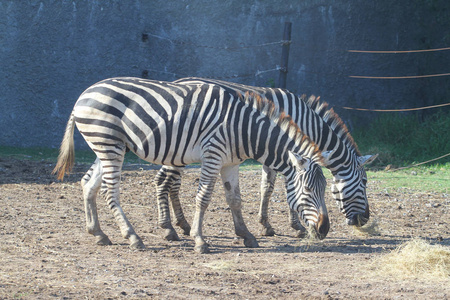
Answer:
325 150 378 227
286 151 329 239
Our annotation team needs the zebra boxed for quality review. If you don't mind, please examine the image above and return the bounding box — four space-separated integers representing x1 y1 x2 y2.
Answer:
52 77 329 253
155 77 377 240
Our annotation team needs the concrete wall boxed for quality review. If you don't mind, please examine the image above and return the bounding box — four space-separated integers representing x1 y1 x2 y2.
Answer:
1 0 449 149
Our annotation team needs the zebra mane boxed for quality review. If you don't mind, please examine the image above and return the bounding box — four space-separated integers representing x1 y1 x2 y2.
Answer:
242 92 324 165
304 95 361 156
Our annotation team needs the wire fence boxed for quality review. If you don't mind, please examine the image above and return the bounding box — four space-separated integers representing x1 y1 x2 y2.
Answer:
144 30 450 82
144 32 288 50
347 46 450 54
143 30 449 166
144 30 450 109
143 32 286 80
339 102 450 112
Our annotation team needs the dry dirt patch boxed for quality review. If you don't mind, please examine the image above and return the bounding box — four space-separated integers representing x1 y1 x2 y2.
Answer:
0 158 449 299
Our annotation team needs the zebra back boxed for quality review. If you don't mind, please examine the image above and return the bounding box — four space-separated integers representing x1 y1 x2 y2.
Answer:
173 77 375 226
173 77 354 168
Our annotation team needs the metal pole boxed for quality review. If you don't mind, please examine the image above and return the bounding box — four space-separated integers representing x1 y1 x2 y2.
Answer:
277 22 292 89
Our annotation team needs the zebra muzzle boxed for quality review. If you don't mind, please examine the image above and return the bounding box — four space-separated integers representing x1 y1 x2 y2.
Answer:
316 213 330 240
347 205 370 227
308 213 330 240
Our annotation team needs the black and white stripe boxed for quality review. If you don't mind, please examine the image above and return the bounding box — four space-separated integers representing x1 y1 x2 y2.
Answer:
53 77 329 253
159 77 376 237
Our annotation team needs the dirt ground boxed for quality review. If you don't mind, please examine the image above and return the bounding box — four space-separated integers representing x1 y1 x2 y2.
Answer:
0 157 449 299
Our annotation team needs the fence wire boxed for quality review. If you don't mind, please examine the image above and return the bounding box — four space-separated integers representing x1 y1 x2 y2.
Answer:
349 73 450 79
388 152 450 171
145 66 281 80
142 31 450 169
145 32 286 51
348 46 450 53
340 102 450 112
143 31 285 80
143 30 450 110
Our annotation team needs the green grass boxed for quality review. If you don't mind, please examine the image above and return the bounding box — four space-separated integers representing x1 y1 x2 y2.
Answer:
353 110 450 167
239 160 449 193
367 163 450 194
1 145 448 194
0 145 60 161
0 145 147 165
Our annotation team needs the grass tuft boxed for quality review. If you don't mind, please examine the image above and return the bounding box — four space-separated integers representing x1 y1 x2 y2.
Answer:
373 238 450 280
203 260 236 271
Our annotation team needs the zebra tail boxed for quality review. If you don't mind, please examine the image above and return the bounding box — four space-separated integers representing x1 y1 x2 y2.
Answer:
52 113 76 181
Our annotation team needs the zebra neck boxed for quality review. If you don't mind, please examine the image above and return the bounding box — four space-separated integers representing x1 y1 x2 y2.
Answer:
244 123 317 177
326 152 357 175
176 80 359 166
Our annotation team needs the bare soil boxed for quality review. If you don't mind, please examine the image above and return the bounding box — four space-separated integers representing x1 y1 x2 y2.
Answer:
0 157 449 299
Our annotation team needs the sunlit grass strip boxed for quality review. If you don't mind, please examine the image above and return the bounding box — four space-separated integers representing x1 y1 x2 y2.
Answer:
373 238 450 280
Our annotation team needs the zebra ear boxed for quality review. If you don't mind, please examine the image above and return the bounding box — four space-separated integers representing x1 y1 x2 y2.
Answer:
288 151 310 170
357 154 378 168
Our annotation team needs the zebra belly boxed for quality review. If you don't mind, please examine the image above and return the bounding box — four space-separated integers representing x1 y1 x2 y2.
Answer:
133 145 204 167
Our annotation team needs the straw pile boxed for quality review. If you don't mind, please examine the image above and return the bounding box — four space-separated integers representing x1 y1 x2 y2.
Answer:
374 238 450 280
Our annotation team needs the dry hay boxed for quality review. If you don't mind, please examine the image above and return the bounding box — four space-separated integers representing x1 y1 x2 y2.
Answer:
203 260 236 272
292 225 327 252
373 238 450 280
352 218 381 236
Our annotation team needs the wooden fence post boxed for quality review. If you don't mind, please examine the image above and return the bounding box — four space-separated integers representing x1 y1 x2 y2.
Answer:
277 22 292 89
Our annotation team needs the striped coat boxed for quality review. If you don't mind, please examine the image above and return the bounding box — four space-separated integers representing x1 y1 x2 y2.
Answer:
53 77 329 253
155 77 377 240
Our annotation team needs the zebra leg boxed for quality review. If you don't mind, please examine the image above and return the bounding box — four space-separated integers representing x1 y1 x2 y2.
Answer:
81 158 112 246
221 165 259 248
154 166 182 241
98 149 145 250
190 158 221 254
259 165 277 236
289 209 307 238
168 172 191 235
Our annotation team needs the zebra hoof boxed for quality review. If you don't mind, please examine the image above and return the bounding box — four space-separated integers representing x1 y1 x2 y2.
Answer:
261 227 276 236
182 226 191 236
130 240 146 250
176 220 191 236
194 243 210 254
295 229 307 239
291 223 306 232
96 235 112 246
244 237 259 248
164 228 181 241
129 234 146 250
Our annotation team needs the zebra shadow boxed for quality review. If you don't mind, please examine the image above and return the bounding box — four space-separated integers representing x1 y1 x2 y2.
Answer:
163 235 450 255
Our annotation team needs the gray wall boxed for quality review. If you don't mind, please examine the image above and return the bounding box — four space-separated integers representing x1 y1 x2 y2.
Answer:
1 0 449 149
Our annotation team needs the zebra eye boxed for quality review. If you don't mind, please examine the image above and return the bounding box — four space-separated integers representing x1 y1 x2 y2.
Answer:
304 186 312 192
